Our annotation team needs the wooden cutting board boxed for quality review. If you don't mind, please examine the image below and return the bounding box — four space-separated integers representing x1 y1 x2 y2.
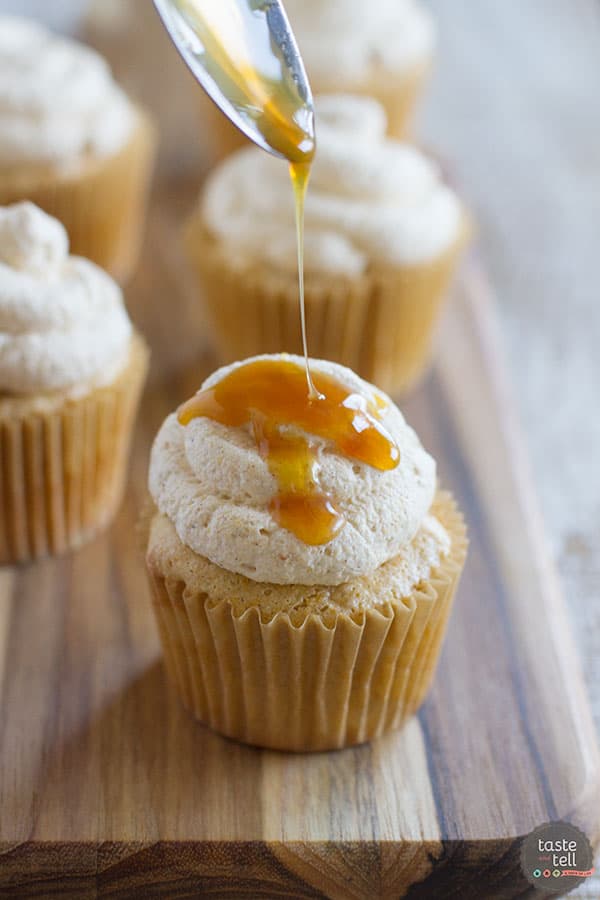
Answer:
0 181 598 899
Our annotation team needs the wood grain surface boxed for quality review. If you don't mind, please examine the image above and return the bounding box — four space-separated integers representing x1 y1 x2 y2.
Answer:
0 0 597 895
0 181 598 897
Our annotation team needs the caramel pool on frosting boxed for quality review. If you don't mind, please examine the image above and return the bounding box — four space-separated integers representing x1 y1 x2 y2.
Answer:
177 357 400 545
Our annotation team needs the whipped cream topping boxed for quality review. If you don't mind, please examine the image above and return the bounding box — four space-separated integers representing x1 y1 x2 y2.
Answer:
285 0 435 86
0 16 134 169
0 202 132 394
201 94 463 274
149 354 448 586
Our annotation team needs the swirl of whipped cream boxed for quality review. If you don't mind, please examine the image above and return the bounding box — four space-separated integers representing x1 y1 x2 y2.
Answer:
0 16 134 169
0 202 132 394
149 354 443 586
201 94 463 274
285 0 435 85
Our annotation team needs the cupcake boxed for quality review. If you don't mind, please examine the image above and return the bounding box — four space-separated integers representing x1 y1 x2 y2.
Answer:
0 202 149 564
144 353 467 751
201 0 435 159
0 16 156 283
185 95 470 396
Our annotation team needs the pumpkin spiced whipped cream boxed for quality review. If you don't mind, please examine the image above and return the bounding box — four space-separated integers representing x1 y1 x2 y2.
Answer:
145 354 467 751
0 202 148 563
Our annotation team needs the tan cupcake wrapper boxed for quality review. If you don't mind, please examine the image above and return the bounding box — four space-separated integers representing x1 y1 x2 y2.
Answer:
185 216 470 396
0 110 156 283
366 61 432 139
198 62 431 161
0 334 148 565
310 61 433 141
146 490 467 751
197 92 251 161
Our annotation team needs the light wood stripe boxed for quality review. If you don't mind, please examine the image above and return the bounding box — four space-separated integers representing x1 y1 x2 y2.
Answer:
0 571 15 705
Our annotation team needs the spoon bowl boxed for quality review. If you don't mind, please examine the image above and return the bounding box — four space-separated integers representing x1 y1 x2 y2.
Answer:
153 0 315 161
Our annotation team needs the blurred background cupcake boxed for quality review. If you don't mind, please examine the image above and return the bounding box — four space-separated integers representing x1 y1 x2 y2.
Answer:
202 0 436 160
0 15 156 282
0 202 148 563
185 95 469 396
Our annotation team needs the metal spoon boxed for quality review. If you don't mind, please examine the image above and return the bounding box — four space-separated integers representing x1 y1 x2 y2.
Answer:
152 0 315 161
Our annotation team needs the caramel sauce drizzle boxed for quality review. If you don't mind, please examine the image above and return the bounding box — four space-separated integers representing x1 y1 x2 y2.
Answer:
289 160 320 398
178 358 400 545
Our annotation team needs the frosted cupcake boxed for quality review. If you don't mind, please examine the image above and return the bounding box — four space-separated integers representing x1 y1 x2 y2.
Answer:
202 0 435 158
0 202 148 564
185 95 469 396
0 16 155 282
145 354 467 751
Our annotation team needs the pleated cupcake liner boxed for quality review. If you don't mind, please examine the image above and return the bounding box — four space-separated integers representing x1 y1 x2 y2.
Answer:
311 61 433 140
370 62 432 139
146 491 467 751
184 217 470 396
0 335 148 565
0 110 156 284
197 91 251 161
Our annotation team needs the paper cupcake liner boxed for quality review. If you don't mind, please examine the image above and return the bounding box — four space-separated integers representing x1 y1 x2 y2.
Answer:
146 491 467 751
197 92 250 161
342 62 432 140
0 110 156 284
0 335 148 565
184 217 470 396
